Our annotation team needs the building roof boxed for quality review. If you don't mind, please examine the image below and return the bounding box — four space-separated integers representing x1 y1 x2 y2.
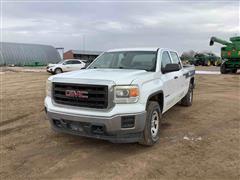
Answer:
71 50 103 55
0 42 61 65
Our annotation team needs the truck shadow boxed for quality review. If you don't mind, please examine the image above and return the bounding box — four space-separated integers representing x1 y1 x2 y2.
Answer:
45 103 188 171
42 105 188 177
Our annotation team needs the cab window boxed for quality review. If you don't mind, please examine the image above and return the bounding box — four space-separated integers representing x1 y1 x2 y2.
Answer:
161 51 171 70
170 52 181 67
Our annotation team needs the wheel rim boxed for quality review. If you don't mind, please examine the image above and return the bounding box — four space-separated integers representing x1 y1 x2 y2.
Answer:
151 111 159 137
56 69 61 74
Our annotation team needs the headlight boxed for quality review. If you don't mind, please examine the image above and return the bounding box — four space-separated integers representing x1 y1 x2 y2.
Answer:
46 80 52 97
114 85 139 103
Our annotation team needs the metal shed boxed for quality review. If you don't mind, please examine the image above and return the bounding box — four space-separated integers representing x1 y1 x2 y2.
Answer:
0 42 61 66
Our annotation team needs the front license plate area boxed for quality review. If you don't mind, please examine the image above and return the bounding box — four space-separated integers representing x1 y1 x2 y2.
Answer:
60 119 87 132
68 123 83 132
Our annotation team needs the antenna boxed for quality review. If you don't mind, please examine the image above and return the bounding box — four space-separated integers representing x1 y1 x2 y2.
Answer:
83 35 85 51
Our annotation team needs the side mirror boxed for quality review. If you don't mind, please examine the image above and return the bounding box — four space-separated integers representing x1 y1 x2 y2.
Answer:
162 63 180 74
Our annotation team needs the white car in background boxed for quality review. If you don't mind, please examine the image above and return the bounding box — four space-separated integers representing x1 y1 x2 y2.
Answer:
47 59 86 74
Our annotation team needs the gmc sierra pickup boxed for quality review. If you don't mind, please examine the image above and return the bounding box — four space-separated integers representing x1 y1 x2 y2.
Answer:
45 48 195 146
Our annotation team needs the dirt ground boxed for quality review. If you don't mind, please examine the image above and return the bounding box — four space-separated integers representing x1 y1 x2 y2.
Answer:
0 69 239 179
194 65 219 71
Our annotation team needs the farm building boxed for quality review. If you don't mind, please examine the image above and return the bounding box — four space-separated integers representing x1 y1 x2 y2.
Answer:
63 50 102 63
0 42 61 66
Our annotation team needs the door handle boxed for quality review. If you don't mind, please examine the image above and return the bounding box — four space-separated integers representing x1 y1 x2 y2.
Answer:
174 76 178 79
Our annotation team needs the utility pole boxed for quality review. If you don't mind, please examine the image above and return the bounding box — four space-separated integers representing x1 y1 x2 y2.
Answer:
56 47 64 60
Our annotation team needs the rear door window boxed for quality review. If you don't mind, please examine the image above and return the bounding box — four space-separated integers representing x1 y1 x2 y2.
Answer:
72 60 82 64
65 60 75 64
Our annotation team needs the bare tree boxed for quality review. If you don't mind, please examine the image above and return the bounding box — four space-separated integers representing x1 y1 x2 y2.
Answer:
180 50 196 61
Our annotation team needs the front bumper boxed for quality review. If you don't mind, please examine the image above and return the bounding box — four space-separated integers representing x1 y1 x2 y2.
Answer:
46 110 146 143
46 68 53 73
45 94 146 143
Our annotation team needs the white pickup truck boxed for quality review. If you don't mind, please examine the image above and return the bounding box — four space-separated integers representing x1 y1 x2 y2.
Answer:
45 48 195 146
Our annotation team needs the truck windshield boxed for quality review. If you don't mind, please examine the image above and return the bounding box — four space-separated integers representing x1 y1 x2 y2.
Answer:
88 51 157 71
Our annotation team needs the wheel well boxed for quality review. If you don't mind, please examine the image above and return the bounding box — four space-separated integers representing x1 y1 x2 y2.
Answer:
147 91 164 112
190 77 194 86
55 67 62 71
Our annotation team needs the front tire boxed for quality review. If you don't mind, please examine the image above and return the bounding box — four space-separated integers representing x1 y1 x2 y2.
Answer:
204 60 211 66
139 101 162 146
220 62 228 74
207 60 211 66
181 83 193 106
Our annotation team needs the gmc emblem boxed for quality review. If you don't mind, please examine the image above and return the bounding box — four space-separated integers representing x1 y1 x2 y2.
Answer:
65 90 88 98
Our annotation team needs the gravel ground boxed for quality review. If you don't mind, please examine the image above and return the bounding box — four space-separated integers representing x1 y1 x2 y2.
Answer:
0 69 239 179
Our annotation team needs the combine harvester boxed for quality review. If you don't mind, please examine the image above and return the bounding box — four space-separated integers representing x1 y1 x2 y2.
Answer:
210 36 240 74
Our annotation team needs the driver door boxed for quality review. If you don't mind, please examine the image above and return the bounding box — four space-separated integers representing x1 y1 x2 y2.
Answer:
160 51 179 111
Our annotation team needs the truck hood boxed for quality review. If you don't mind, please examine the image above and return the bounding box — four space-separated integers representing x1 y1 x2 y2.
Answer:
51 68 150 85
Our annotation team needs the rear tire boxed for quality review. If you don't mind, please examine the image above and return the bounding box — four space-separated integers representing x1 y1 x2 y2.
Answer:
139 101 162 146
232 69 237 73
181 83 193 106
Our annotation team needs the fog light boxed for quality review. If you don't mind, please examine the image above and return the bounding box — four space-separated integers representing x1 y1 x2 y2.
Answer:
53 119 62 128
92 125 104 135
121 116 135 128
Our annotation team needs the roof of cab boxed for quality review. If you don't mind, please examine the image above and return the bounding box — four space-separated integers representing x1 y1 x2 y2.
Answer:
107 47 161 52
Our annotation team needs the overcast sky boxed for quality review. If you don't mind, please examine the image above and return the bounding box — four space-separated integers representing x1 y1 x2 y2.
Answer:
1 0 239 55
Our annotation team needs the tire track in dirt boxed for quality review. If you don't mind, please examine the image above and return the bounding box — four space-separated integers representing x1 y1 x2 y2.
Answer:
0 124 33 136
3 80 46 88
0 114 31 127
0 108 44 128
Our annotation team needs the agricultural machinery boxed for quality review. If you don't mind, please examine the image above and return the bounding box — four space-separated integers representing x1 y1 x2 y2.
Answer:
189 52 221 66
210 36 240 74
